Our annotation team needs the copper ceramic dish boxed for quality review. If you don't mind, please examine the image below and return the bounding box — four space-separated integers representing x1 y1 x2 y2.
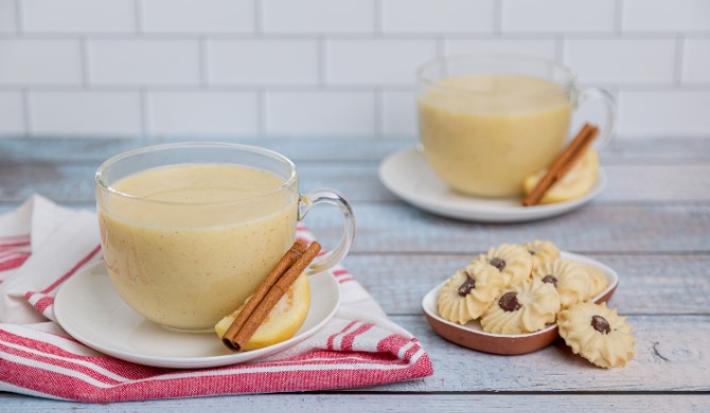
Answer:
422 251 619 355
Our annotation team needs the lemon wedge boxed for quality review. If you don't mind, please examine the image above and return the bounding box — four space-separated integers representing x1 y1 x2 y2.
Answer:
215 273 310 351
523 149 599 204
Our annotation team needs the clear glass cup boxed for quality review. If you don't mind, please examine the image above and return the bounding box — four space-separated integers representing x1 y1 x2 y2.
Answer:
95 142 355 332
417 53 615 197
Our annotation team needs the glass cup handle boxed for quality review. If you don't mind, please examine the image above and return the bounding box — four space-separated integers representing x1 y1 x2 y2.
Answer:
577 86 616 148
298 189 355 274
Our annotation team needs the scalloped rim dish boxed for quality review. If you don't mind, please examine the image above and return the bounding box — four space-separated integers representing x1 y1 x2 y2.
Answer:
421 251 619 355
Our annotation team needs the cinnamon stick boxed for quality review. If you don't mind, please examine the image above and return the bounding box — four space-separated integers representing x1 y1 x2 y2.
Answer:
223 241 321 351
522 123 599 207
221 239 308 349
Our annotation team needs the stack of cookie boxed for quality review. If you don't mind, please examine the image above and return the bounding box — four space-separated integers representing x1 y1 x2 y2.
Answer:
436 240 635 368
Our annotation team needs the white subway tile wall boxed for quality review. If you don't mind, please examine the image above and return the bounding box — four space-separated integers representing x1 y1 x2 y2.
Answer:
0 91 24 134
501 0 616 33
0 39 82 84
88 39 201 85
325 39 436 85
622 0 710 32
0 0 708 138
262 0 375 33
141 0 254 33
207 39 319 85
381 0 495 33
445 38 557 60
147 91 259 136
265 91 375 136
683 38 710 83
28 91 142 136
21 0 136 32
0 0 17 33
564 38 676 84
381 90 418 137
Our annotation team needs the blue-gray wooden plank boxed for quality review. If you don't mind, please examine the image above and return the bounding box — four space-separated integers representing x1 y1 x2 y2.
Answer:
1 137 709 410
2 137 710 163
1 393 709 413
2 163 710 203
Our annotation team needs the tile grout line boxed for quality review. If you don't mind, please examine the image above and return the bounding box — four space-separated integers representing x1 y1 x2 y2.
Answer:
80 35 89 87
674 36 685 86
199 36 208 87
317 36 326 86
257 89 266 137
134 0 143 34
10 0 26 136
374 0 383 34
374 87 383 138
0 84 440 93
554 36 564 63
493 0 502 34
139 88 148 137
435 37 445 58
21 88 30 137
7 32 710 41
614 0 624 34
13 0 22 34
254 0 263 34
5 84 710 94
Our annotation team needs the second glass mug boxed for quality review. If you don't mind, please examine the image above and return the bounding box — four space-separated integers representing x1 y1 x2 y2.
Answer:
95 143 355 332
417 53 616 198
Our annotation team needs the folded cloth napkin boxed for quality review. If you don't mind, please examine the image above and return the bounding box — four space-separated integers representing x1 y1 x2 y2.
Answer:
0 195 433 402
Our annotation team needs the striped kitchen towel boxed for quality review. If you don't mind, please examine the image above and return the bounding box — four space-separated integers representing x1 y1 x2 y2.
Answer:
0 195 433 402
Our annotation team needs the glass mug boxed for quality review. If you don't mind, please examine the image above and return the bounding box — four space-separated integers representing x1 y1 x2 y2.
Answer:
95 143 355 332
417 53 615 197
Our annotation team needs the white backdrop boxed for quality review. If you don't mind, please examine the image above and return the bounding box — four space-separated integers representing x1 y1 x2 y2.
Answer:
0 0 709 139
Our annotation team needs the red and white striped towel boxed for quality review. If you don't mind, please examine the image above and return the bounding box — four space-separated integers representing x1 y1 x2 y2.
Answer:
0 195 433 402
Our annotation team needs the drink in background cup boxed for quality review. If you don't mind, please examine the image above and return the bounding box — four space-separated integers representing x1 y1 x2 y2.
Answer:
419 75 571 197
96 143 355 332
417 54 615 198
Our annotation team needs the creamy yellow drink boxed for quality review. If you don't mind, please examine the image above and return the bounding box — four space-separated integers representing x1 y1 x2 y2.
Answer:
418 74 572 197
98 163 298 331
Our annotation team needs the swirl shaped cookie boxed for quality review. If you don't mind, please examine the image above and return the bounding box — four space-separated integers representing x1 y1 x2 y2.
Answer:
437 262 504 325
522 240 560 269
558 302 635 368
583 265 609 300
480 278 561 334
472 243 533 287
533 259 592 308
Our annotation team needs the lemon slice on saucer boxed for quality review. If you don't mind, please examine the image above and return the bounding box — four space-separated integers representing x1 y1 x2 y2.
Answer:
215 273 311 351
523 149 599 204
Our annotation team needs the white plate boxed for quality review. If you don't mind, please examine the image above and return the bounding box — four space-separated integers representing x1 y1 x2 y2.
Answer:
54 262 340 369
379 147 606 223
421 251 619 344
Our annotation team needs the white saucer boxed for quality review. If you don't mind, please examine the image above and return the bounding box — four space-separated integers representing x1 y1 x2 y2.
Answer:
379 147 606 222
54 262 340 369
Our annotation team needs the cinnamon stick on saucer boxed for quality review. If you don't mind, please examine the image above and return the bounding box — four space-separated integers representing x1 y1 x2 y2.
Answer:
221 239 307 347
222 240 321 351
522 123 599 207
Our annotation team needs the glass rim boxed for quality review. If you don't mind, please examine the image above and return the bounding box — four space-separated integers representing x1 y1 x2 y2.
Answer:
416 52 577 96
95 141 298 206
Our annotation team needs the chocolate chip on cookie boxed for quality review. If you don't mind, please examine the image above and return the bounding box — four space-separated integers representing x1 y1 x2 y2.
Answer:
457 276 476 296
591 315 611 334
498 292 522 312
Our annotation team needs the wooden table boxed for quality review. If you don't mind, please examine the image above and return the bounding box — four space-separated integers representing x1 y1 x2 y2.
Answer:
1 137 709 412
